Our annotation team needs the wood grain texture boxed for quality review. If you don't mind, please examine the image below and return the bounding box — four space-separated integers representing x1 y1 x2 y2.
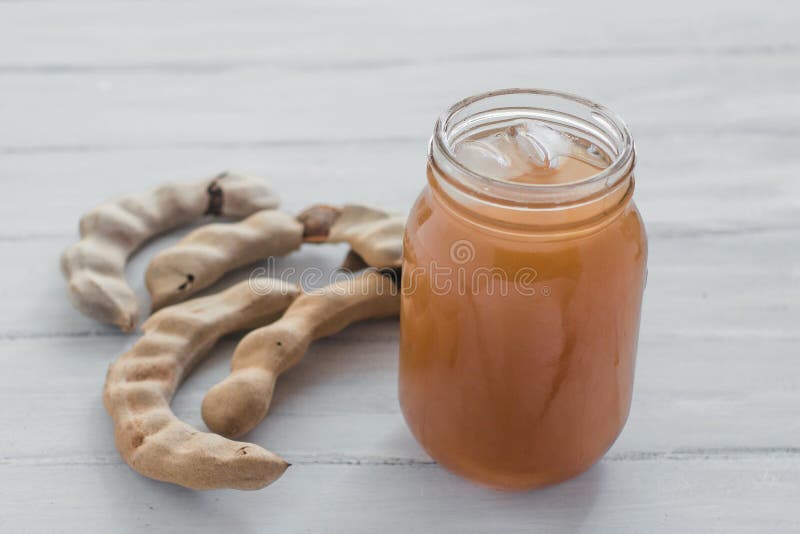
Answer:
0 0 798 531
1 329 798 462
1 458 799 534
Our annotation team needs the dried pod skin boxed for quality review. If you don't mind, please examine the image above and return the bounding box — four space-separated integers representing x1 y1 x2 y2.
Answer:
296 204 342 242
202 270 400 438
327 205 405 268
61 172 280 331
103 277 299 490
146 210 304 309
298 204 405 268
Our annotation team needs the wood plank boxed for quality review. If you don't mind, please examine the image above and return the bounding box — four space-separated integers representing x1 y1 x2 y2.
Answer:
0 54 797 237
0 324 797 463
1 55 798 150
0 458 797 533
2 130 798 237
1 0 797 70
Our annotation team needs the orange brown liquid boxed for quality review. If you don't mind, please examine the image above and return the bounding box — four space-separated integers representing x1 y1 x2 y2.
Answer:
505 155 604 184
399 157 647 490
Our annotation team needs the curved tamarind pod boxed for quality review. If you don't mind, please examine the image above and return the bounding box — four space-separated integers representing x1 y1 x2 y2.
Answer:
61 172 280 331
297 204 405 268
202 269 400 439
103 277 299 490
146 210 304 310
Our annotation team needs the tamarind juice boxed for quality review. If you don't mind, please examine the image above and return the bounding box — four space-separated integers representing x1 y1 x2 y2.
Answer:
399 90 647 490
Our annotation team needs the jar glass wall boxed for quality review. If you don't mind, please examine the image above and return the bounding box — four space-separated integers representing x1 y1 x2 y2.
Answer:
399 89 647 490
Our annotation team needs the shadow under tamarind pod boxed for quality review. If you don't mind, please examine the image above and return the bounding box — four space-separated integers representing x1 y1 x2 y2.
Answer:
103 277 299 490
61 172 280 331
201 269 401 439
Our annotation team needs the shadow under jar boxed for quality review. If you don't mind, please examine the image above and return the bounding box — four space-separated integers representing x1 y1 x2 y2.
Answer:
399 89 647 490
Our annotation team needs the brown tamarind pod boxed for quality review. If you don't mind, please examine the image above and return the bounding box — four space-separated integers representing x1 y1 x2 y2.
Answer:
61 172 279 331
202 270 400 439
144 203 403 311
146 210 304 310
103 277 298 490
297 204 405 268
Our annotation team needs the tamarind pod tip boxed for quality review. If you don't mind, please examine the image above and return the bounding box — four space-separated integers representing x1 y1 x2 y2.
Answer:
202 368 277 439
66 272 139 332
215 446 290 490
127 430 291 490
146 273 187 312
192 441 290 490
211 172 281 217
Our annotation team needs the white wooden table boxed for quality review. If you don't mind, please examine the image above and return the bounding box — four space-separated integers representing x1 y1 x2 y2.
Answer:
1 1 798 532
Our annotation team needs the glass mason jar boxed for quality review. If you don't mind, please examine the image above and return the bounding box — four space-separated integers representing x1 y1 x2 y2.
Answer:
399 89 647 490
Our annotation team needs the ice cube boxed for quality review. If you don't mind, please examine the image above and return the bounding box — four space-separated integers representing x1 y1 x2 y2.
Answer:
453 119 571 181
452 137 518 181
511 120 567 170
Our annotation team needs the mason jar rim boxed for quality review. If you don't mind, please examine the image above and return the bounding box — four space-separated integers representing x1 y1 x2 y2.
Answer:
431 88 635 207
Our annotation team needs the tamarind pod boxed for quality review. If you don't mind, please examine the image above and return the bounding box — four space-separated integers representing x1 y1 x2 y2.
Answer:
297 204 340 242
61 172 279 331
202 270 400 439
103 277 299 490
145 210 304 310
297 204 405 268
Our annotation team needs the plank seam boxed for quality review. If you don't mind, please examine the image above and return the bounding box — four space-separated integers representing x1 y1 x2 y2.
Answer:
3 126 800 155
1 43 799 75
2 448 799 468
